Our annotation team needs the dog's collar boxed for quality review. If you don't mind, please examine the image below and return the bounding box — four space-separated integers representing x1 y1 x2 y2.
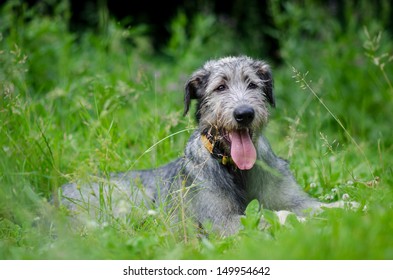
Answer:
201 133 234 166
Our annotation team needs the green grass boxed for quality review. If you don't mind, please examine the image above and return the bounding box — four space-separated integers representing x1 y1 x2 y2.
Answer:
1 0 393 259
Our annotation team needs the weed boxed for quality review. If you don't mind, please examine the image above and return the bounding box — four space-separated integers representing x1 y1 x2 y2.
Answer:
292 66 375 181
363 27 393 96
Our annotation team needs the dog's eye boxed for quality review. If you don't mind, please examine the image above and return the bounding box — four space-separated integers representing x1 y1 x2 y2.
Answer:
247 83 258 90
216 85 227 91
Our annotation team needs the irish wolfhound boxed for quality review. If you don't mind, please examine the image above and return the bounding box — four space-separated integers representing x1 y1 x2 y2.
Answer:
62 56 344 235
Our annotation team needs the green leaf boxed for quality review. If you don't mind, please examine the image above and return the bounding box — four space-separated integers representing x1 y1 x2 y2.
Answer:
241 199 262 230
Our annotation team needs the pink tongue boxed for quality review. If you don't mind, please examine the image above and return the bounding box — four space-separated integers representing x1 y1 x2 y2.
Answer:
229 130 257 170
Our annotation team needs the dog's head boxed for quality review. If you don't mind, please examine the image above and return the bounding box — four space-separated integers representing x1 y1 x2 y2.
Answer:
184 56 275 170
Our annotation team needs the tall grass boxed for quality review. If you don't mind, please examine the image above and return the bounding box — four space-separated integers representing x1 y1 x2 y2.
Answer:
1 0 392 259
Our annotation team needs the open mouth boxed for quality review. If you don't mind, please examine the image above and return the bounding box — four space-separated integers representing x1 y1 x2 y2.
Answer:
226 128 257 170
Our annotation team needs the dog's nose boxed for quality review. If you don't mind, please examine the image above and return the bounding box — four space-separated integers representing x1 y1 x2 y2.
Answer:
234 105 255 125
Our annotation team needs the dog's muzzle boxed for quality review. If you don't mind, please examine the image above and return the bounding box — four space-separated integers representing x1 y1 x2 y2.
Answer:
227 105 257 170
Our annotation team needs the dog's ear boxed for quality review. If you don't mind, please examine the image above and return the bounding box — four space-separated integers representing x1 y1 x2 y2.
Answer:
255 62 275 108
184 69 209 115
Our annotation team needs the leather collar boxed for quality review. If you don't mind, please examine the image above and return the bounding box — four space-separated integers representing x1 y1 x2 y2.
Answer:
201 133 234 166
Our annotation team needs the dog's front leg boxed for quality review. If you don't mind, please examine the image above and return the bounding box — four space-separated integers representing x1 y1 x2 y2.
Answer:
187 187 245 236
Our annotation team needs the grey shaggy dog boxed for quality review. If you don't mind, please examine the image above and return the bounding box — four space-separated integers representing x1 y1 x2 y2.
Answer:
62 56 342 235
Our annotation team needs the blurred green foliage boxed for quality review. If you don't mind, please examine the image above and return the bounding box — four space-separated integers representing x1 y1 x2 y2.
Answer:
0 0 392 259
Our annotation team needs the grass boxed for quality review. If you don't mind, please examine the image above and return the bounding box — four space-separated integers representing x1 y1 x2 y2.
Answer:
1 0 393 259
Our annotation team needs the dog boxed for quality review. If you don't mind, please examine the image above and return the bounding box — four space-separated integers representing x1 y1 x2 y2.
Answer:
61 56 346 236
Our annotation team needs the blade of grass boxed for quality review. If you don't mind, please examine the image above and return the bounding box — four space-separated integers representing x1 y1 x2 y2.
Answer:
292 67 376 181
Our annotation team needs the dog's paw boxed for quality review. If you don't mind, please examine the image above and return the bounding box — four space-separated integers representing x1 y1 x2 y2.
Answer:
320 200 360 210
275 210 306 225
258 210 307 230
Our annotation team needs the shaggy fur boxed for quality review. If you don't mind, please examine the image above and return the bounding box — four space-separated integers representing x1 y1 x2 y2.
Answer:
62 56 341 235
